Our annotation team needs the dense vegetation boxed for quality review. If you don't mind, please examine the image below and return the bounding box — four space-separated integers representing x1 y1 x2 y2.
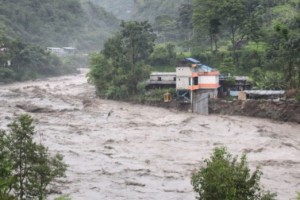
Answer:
88 21 156 100
0 114 67 200
0 0 119 51
192 0 300 89
0 0 119 82
191 147 277 200
90 0 300 91
0 36 78 82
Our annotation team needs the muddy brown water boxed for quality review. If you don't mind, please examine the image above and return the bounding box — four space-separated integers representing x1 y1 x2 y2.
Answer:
0 69 299 200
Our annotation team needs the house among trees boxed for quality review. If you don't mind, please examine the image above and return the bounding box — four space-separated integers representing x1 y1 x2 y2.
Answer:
176 58 220 97
219 75 251 97
147 58 220 114
176 58 220 114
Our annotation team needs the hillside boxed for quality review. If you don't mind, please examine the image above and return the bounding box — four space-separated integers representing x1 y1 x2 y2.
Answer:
0 0 120 51
89 0 191 22
132 0 192 22
86 0 134 20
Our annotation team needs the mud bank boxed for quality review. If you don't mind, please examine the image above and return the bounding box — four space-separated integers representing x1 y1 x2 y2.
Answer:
209 99 300 123
0 69 300 200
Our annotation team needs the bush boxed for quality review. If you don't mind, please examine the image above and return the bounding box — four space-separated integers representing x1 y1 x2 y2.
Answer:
191 147 277 200
0 68 15 82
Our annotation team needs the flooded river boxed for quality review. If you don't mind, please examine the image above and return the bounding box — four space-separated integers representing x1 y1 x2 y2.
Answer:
0 69 299 200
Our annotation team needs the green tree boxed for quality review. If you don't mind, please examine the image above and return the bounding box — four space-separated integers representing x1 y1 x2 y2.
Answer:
88 21 155 99
0 131 15 200
6 114 67 200
265 22 300 89
191 147 276 200
153 15 177 43
8 114 36 200
149 43 176 66
120 20 156 67
193 0 262 65
177 3 193 36
26 145 67 200
193 0 222 52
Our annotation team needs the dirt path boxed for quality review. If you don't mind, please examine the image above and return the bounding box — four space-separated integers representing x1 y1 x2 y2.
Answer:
0 69 299 200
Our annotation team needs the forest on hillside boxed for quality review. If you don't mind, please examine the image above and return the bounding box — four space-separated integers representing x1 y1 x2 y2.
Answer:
0 0 119 51
0 0 120 81
87 0 300 102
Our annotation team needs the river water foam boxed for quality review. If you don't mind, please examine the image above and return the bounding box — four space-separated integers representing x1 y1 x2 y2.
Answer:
0 69 299 200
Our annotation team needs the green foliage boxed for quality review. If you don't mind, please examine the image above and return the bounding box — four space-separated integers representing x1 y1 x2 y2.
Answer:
265 20 300 88
149 43 177 67
55 195 72 200
120 20 156 66
193 0 222 51
191 147 277 200
191 0 300 90
88 21 155 100
0 131 15 200
297 192 300 200
153 15 178 43
0 114 67 200
251 67 286 90
0 36 78 82
0 0 119 51
0 68 15 82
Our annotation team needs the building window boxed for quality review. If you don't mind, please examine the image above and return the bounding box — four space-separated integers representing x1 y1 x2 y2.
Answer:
173 77 176 81
193 77 198 85
158 77 162 81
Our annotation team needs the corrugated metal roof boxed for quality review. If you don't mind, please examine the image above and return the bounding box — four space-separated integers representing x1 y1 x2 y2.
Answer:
185 58 200 64
244 90 285 95
235 76 248 81
150 72 176 76
199 64 213 72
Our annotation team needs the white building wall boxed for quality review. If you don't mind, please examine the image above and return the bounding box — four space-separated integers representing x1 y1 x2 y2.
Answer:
176 67 192 77
176 67 193 90
150 75 175 81
198 76 219 84
176 77 190 89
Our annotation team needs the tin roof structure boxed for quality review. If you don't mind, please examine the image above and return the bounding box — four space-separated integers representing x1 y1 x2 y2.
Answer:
244 90 285 95
199 64 213 72
185 58 200 64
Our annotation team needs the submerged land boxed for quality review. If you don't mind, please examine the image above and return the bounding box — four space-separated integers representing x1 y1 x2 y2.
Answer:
0 69 299 200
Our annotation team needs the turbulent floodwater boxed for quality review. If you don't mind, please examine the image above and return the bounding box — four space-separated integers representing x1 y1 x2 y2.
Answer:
0 69 299 200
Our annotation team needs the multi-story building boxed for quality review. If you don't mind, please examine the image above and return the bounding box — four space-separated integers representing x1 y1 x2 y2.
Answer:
176 58 220 102
146 58 220 114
